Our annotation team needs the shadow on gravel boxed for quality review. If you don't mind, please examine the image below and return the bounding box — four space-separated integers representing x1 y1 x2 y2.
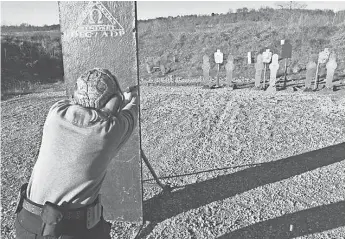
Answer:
141 143 345 237
217 201 345 239
143 163 263 181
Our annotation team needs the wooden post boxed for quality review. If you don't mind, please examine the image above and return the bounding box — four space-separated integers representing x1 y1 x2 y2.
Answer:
263 63 267 89
315 48 330 90
281 40 292 89
314 62 320 90
216 63 220 86
214 49 223 87
284 58 287 88
59 1 142 222
262 49 272 90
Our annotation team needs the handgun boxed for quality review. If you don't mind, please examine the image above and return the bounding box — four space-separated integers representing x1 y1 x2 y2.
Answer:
124 85 138 93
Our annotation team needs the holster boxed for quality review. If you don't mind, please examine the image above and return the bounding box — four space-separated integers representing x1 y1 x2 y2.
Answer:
15 183 102 236
40 201 64 237
15 183 28 213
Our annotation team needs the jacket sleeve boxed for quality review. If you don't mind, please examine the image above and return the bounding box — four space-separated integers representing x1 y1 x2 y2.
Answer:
103 101 138 153
44 100 71 124
47 100 70 116
117 101 138 148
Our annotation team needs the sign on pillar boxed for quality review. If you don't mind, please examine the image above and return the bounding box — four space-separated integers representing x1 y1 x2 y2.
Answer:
214 49 223 87
58 1 142 222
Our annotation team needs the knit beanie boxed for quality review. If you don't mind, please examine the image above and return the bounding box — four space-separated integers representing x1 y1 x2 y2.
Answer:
72 68 123 109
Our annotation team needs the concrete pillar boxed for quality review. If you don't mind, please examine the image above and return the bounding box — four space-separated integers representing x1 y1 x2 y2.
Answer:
59 1 142 222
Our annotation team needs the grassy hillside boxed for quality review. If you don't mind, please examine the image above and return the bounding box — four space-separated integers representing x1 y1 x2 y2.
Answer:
1 32 63 96
1 8 345 97
138 8 345 79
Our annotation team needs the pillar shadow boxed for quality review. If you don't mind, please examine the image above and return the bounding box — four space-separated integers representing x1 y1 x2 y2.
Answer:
143 143 345 224
217 201 345 239
143 163 263 182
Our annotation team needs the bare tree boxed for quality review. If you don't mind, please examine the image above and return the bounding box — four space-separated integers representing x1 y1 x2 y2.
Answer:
275 1 307 10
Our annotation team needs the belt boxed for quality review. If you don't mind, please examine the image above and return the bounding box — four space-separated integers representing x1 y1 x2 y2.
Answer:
22 196 102 229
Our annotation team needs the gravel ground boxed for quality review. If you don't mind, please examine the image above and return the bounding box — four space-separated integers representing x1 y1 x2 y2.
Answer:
1 85 345 239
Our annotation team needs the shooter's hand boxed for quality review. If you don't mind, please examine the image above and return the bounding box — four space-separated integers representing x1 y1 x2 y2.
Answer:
122 86 139 119
101 94 122 115
123 86 138 105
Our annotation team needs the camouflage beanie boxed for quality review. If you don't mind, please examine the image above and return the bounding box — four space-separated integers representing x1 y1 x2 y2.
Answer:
72 68 123 109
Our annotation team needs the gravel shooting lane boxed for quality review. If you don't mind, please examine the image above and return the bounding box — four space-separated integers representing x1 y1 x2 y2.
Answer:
1 86 345 239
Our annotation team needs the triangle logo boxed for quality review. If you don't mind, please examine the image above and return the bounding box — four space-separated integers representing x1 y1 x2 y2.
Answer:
77 1 125 33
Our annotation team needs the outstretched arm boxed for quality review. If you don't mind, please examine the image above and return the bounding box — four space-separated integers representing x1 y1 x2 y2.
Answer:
122 89 138 120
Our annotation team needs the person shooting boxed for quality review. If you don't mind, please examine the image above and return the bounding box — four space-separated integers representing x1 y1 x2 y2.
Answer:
15 68 138 239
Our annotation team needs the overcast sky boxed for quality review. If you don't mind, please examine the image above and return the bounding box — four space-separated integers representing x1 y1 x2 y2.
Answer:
1 1 345 26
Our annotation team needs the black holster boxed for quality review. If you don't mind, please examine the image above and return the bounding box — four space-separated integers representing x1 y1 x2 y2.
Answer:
15 183 28 214
40 201 64 237
15 183 64 237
